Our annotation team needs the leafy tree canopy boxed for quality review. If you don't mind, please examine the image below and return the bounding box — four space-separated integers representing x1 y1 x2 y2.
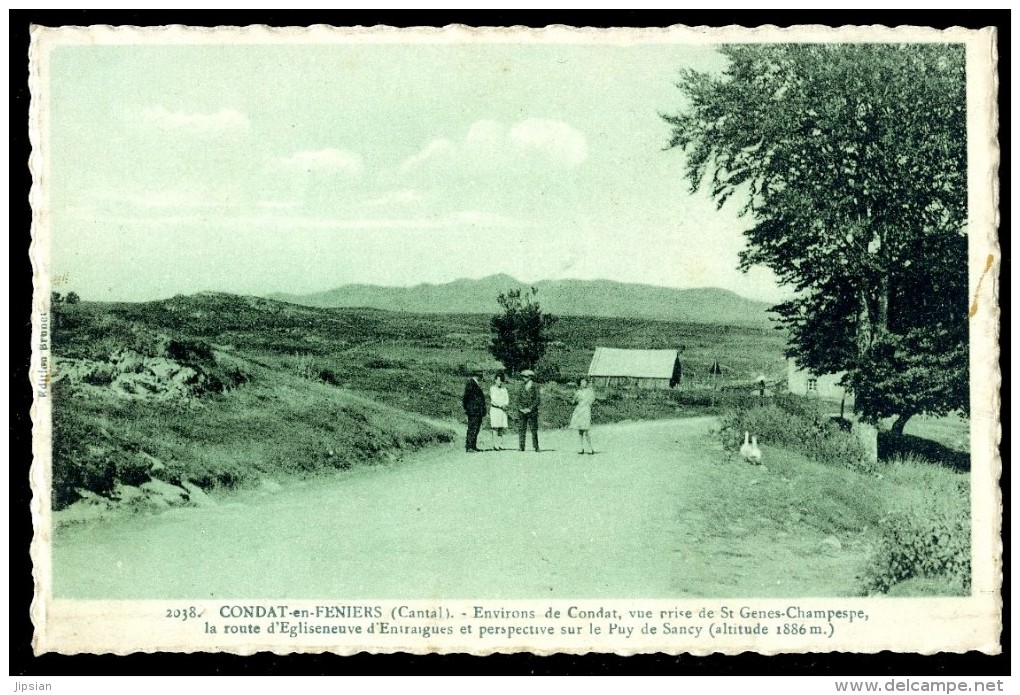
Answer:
489 288 557 374
664 44 968 432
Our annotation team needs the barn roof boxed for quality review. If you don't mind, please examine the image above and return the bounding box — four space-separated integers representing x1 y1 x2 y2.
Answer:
587 348 680 379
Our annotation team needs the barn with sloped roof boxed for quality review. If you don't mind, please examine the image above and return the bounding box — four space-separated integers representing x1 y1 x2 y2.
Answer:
587 347 682 389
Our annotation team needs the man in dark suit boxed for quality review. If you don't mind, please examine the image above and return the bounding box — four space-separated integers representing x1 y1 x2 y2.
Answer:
517 369 541 452
462 370 486 452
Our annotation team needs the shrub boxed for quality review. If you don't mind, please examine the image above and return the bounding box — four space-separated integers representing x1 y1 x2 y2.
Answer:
318 368 342 386
193 364 249 396
563 374 588 387
166 338 216 366
534 359 561 383
862 458 970 594
669 388 739 409
82 362 117 387
720 394 871 471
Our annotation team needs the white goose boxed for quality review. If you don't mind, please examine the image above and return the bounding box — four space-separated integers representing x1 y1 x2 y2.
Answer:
740 431 763 464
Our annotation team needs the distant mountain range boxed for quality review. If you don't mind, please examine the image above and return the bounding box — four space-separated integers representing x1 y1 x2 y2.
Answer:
268 274 778 328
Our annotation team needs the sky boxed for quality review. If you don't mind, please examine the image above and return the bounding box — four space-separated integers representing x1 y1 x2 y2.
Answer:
44 38 787 303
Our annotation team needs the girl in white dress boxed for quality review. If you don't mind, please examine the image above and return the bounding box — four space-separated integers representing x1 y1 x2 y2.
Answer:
569 378 596 454
489 373 510 450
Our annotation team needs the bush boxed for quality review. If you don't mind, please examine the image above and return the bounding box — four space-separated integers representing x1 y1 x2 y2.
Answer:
82 362 117 387
166 338 216 366
720 394 871 471
194 364 249 395
534 359 561 383
318 368 342 386
862 458 970 594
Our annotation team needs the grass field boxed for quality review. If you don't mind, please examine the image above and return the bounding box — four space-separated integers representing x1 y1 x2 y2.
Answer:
49 289 962 506
49 293 972 594
721 397 971 595
49 293 787 510
53 293 789 420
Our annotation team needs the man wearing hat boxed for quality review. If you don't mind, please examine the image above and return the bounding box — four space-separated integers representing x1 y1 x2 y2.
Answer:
462 369 486 452
517 370 541 452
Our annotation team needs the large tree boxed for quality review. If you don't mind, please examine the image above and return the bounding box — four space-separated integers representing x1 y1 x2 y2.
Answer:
664 44 968 433
489 288 557 374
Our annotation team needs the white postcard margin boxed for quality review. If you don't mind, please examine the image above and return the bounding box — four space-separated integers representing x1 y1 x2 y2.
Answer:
27 23 1001 656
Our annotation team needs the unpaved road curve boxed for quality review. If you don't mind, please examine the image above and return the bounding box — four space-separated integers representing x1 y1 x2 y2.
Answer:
53 418 867 599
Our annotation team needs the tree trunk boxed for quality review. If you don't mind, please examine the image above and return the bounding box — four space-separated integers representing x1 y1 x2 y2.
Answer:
891 412 912 436
875 274 890 337
857 215 891 354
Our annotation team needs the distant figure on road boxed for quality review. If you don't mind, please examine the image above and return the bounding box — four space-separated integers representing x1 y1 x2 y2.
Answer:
489 373 510 450
462 370 486 453
517 370 541 452
569 378 596 455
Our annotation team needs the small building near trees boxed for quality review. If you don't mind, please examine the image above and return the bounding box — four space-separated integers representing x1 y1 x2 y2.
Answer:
787 358 874 461
786 358 849 402
587 347 682 389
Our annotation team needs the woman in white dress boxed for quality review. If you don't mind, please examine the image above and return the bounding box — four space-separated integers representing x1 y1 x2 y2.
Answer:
489 373 510 450
569 378 596 454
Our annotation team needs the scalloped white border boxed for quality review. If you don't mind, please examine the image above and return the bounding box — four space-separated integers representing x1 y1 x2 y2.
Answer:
28 23 1001 657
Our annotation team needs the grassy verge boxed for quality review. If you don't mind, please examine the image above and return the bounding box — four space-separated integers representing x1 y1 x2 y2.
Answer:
718 396 970 595
863 456 971 595
720 394 872 472
700 441 885 540
51 354 455 515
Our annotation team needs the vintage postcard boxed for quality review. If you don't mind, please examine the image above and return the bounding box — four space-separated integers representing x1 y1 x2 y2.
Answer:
29 24 1000 655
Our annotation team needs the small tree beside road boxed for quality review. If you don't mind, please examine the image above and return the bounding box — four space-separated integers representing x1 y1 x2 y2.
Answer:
489 288 557 374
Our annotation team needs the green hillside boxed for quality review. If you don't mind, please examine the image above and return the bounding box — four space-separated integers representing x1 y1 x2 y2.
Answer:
49 293 787 512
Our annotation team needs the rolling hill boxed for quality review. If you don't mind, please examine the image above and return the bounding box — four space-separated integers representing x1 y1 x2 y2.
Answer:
269 275 777 328
50 292 788 512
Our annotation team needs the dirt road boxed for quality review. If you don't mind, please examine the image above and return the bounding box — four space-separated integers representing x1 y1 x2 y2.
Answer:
52 418 867 599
